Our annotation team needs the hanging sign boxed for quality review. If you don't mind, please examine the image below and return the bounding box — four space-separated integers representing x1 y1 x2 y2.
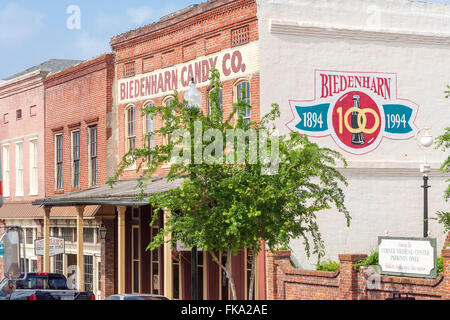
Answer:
287 70 419 154
378 236 437 278
34 237 65 257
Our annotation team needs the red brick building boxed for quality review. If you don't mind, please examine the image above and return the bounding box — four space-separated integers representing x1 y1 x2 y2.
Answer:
108 0 262 300
33 54 115 298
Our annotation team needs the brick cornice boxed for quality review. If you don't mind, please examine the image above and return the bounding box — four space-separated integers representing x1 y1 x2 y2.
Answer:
111 0 256 51
0 71 46 99
45 54 114 89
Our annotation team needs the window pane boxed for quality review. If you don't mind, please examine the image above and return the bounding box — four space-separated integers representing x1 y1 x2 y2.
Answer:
83 228 94 243
84 255 93 292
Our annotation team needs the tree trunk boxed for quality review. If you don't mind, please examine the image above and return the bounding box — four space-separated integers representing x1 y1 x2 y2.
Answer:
248 250 256 300
209 248 238 300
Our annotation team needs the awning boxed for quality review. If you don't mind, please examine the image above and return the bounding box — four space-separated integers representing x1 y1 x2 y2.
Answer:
32 177 183 207
0 202 100 219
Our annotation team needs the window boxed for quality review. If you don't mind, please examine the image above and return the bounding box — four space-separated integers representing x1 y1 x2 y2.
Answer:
235 81 251 124
162 98 174 145
132 226 140 293
16 109 22 120
231 26 250 47
207 87 223 119
55 134 63 190
88 126 98 186
83 228 94 243
3 113 8 124
30 106 37 117
84 255 93 292
125 105 136 157
2 144 10 197
54 254 64 275
151 226 161 295
71 130 80 189
124 61 135 78
15 141 24 196
29 138 38 195
26 228 34 245
62 227 74 242
144 102 155 163
51 227 60 237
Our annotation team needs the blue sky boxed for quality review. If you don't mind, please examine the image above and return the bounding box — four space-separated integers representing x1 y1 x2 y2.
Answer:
1 0 450 79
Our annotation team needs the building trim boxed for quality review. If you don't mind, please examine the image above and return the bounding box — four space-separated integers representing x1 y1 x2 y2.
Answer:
269 19 450 46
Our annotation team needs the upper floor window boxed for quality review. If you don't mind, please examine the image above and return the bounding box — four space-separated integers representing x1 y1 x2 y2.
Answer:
144 102 155 163
125 105 136 156
29 138 38 195
162 97 174 145
124 61 135 78
235 80 251 124
2 144 10 197
231 26 250 47
88 125 98 186
15 141 24 196
207 87 223 120
55 134 63 190
16 109 22 120
71 130 80 189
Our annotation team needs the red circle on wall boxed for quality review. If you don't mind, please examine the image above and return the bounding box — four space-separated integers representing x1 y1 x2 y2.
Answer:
331 91 382 150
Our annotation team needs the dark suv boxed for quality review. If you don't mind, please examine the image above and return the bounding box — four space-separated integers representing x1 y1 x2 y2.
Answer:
0 273 95 300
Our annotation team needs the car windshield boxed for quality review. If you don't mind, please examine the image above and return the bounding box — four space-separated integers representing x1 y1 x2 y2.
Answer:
16 274 67 290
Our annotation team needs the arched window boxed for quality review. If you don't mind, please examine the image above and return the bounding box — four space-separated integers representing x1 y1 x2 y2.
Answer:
162 97 174 145
235 80 251 124
143 101 155 162
207 87 223 119
125 104 136 155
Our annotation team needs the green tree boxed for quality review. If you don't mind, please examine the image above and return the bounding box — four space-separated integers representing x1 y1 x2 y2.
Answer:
435 126 450 233
110 69 351 300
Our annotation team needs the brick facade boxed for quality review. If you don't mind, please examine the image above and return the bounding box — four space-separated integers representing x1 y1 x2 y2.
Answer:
44 54 115 196
267 232 450 300
110 0 259 179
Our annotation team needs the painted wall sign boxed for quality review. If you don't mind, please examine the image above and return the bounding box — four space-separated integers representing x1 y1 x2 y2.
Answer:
34 237 65 257
287 70 419 154
378 236 437 279
118 41 259 104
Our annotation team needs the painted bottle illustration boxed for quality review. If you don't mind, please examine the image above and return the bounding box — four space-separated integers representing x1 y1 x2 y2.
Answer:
351 94 365 145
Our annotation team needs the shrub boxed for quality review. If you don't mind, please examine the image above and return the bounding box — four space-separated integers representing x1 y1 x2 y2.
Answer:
316 260 340 272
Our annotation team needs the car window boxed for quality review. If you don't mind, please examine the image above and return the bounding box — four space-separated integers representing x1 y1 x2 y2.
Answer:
106 296 121 300
140 296 168 300
48 277 67 290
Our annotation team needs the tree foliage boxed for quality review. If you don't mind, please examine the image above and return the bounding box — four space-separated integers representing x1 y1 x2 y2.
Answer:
109 69 351 299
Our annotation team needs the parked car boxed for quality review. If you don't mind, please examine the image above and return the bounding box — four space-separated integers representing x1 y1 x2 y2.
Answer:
0 273 95 300
105 294 169 300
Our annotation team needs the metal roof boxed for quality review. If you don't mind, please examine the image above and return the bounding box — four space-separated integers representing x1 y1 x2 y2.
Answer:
32 177 184 207
3 59 83 81
0 203 100 219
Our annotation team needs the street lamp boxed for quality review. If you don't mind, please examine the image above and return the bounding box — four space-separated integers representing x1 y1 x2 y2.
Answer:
184 78 202 301
98 224 107 240
415 127 434 238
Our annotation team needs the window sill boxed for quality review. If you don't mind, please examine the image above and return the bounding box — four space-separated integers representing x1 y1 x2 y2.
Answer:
54 190 65 195
29 192 38 196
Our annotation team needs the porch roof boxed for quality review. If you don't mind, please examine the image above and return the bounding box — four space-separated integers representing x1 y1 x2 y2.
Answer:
32 177 184 207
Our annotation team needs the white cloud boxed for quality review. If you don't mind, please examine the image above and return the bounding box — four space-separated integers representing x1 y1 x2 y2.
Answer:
127 6 155 26
0 3 44 48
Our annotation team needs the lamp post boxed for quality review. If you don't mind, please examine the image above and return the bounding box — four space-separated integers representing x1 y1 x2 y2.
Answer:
185 78 202 300
415 128 434 238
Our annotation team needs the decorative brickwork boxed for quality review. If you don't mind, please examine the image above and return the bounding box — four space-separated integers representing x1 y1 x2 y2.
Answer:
267 233 450 300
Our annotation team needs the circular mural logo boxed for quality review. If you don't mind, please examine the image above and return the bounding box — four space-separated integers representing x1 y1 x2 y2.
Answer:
287 71 418 155
331 91 382 150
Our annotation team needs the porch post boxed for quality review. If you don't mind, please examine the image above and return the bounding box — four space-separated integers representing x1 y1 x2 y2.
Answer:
163 208 173 299
76 206 86 291
43 206 51 273
117 206 126 294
